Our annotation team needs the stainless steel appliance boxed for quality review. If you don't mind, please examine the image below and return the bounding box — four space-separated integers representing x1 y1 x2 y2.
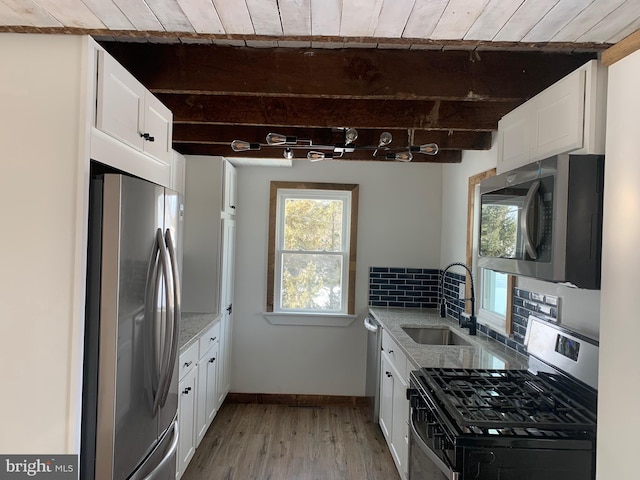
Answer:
81 172 183 480
408 317 598 480
364 315 381 423
478 154 604 289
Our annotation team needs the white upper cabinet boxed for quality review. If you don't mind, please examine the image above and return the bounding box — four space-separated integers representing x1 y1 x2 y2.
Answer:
171 150 187 195
92 49 174 187
497 60 607 174
532 69 585 160
223 161 237 215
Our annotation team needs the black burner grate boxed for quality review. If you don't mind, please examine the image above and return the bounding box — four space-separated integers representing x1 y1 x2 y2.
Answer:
421 368 597 432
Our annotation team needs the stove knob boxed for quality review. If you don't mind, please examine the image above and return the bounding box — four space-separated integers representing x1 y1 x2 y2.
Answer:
433 432 444 450
417 408 429 423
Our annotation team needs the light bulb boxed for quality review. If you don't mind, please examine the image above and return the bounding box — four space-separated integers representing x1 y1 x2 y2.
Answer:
266 133 297 145
345 128 358 144
231 140 261 152
378 132 393 147
386 151 412 162
283 148 294 159
307 151 333 162
418 143 439 155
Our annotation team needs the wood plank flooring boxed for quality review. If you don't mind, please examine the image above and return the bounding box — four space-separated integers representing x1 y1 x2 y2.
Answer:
181 403 400 480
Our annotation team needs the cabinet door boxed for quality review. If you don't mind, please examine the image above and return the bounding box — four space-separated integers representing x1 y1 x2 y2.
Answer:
195 341 219 446
379 353 394 442
96 50 145 152
532 68 585 161
497 103 533 174
391 372 409 478
223 161 237 214
177 367 197 479
142 91 173 166
218 217 236 405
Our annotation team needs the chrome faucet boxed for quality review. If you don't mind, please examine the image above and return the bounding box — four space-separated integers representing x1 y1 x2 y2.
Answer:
439 262 477 335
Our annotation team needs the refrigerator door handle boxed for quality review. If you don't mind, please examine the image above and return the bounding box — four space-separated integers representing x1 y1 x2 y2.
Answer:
159 228 181 408
152 228 175 416
144 229 162 408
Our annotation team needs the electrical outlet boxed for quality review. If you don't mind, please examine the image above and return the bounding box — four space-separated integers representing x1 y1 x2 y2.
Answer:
458 283 466 299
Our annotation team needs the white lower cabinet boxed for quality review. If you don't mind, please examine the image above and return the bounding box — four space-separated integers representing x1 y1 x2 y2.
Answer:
177 344 198 479
177 320 222 479
379 330 409 480
195 322 221 445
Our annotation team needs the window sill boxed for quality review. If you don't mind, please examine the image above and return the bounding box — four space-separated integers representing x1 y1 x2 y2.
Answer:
262 312 358 327
477 308 507 336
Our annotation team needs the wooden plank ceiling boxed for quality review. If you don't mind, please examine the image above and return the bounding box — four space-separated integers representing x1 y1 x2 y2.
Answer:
2 0 638 162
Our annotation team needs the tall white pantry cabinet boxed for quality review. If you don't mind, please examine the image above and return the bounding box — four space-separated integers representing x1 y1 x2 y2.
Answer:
0 33 179 459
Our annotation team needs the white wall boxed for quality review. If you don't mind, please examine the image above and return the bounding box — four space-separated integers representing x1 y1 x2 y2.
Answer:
440 141 498 268
232 160 442 395
0 34 91 453
597 48 640 479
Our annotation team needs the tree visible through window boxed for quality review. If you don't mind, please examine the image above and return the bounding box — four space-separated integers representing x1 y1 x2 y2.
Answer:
267 182 359 315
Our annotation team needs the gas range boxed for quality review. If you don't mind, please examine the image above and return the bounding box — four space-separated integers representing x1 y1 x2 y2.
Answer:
408 317 599 480
419 367 597 435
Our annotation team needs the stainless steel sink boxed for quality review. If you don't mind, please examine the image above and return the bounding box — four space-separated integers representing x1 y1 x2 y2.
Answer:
401 326 471 346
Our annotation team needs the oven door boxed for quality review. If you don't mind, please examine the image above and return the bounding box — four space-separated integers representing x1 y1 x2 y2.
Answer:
408 379 460 480
408 418 458 480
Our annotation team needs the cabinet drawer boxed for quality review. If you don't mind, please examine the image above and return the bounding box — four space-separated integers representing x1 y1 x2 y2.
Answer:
179 342 198 380
198 321 221 358
382 329 408 380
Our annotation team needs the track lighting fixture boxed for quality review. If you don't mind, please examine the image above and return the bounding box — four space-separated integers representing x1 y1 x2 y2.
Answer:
230 128 439 162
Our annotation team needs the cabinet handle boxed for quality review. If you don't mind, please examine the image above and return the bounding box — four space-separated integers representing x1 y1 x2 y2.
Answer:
183 361 192 367
231 205 236 209
226 304 233 314
386 371 392 378
139 132 155 142
388 349 394 354
182 387 192 395
210 336 217 342
209 357 216 363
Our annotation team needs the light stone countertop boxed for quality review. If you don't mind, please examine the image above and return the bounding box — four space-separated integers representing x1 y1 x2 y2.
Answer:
179 312 221 352
368 307 529 371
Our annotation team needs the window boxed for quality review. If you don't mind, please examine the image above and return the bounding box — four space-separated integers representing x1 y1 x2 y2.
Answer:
467 169 514 335
479 268 509 331
267 182 359 315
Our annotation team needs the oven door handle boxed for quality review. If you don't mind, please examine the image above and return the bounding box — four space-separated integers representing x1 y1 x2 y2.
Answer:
410 419 459 480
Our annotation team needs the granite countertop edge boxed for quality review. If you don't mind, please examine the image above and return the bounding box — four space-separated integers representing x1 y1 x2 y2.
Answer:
179 312 222 352
368 307 529 371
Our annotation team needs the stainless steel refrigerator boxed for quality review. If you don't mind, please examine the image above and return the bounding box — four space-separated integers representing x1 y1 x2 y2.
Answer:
82 173 183 480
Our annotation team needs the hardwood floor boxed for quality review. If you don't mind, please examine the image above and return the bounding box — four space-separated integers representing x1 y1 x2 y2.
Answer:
181 403 400 480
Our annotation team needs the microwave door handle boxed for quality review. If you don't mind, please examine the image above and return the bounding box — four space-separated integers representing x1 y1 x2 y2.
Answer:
521 180 541 260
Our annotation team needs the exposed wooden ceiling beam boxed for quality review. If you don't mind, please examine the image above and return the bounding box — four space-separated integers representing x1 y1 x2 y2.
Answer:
159 94 519 131
104 43 596 102
172 125 493 150
97 41 597 163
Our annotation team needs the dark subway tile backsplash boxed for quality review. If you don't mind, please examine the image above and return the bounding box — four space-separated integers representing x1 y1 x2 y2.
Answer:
368 267 440 309
368 267 561 359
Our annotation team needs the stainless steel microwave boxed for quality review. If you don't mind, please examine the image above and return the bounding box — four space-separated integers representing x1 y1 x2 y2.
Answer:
477 154 604 289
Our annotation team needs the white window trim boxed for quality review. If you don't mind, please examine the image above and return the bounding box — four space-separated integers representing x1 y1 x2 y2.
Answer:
273 188 352 315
